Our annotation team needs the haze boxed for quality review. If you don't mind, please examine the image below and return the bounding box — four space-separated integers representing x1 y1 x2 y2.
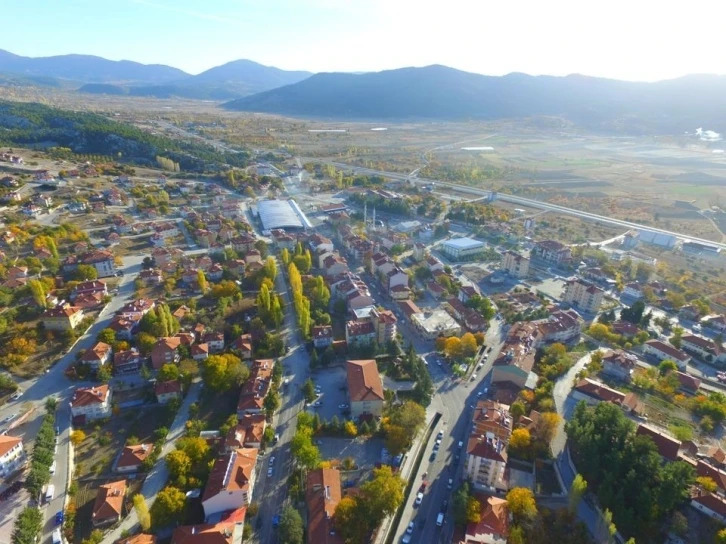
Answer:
4 0 723 81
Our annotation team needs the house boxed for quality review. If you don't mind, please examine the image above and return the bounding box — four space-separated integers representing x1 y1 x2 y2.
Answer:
458 495 510 544
202 448 258 519
572 379 643 415
681 335 726 364
173 305 191 321
113 349 142 375
203 331 225 353
237 360 273 416
697 445 726 469
531 240 572 265
74 249 116 277
466 435 508 492
306 468 344 544
644 340 691 369
536 309 583 343
42 304 84 331
501 251 529 279
372 309 397 345
115 534 157 544
691 491 726 524
345 320 376 346
71 385 112 424
347 360 385 419
676 371 702 394
389 284 411 300
81 342 113 371
115 444 153 473
312 325 333 349
138 268 163 285
227 259 246 277
697 460 726 493
601 350 637 382
109 316 140 341
427 281 447 299
207 263 224 281
637 424 681 461
7 266 28 280
679 305 702 321
491 322 541 394
458 284 481 304
323 254 349 277
704 315 726 333
225 414 267 450
192 343 210 361
155 380 182 404
92 480 126 527
0 435 26 478
426 255 444 273
71 280 108 301
562 278 604 313
151 337 182 369
231 334 253 359
171 520 243 544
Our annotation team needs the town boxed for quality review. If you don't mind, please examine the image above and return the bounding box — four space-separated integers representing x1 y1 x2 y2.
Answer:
1 143 726 544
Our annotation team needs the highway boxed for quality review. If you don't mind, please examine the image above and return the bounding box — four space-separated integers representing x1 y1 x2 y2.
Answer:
313 160 726 251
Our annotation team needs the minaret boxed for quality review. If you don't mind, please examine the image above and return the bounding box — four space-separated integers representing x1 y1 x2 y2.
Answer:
372 207 376 230
364 202 368 226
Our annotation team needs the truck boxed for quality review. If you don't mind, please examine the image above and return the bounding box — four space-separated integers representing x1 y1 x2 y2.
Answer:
51 528 63 544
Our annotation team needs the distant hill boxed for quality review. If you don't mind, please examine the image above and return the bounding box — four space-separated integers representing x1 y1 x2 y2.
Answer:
0 49 312 99
223 65 726 131
0 49 188 84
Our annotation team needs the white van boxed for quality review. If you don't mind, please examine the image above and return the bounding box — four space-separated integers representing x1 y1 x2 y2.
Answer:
436 512 444 526
52 528 63 544
49 460 57 475
45 484 55 502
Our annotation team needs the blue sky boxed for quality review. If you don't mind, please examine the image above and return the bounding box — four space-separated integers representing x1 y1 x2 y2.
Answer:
3 0 723 81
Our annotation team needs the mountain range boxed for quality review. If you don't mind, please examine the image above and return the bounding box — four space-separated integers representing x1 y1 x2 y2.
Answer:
224 65 726 132
0 49 312 98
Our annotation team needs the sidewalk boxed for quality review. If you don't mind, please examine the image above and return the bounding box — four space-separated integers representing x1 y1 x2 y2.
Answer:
103 381 202 543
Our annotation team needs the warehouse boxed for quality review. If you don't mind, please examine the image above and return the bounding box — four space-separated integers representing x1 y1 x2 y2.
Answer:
441 237 487 261
256 199 312 232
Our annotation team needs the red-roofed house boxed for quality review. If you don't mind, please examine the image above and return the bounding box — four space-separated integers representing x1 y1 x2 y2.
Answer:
92 479 126 527
155 380 182 404
202 448 257 519
644 340 691 370
225 415 266 451
346 360 384 418
312 326 333 349
459 495 510 544
0 435 26 478
231 334 253 359
691 491 726 524
345 320 376 346
151 337 182 369
306 468 344 544
171 520 243 544
113 349 142 375
237 360 273 417
637 424 681 461
601 350 637 382
71 385 112 423
115 443 153 473
81 342 113 371
192 343 210 361
42 304 84 331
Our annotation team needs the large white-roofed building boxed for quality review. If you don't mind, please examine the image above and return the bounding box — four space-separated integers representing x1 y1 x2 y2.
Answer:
441 237 487 261
256 199 312 232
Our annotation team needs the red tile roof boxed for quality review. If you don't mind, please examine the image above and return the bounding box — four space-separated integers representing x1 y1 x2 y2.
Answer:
0 435 22 457
464 495 510 541
71 385 110 408
346 360 384 402
92 480 126 523
637 424 681 461
116 443 153 469
155 380 182 396
202 448 257 503
306 468 344 544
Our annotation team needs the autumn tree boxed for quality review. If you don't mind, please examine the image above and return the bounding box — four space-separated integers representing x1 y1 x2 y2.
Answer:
445 336 462 359
533 412 562 442
509 428 531 458
70 430 86 446
197 269 208 294
166 450 192 481
133 494 151 531
696 476 717 493
201 353 248 392
460 332 478 357
506 487 537 521
158 363 180 382
27 279 47 308
435 336 447 352
150 486 186 529
569 474 587 513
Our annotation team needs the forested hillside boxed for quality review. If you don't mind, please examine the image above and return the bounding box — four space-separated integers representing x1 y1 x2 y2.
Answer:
0 101 249 172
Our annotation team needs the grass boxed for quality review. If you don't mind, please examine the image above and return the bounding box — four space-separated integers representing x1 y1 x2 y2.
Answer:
197 387 239 431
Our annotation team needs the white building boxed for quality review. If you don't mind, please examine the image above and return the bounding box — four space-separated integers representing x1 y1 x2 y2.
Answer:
0 435 25 478
70 385 112 423
501 251 529 278
202 448 257 520
562 278 604 314
465 435 508 492
410 310 461 340
643 340 691 370
441 238 487 261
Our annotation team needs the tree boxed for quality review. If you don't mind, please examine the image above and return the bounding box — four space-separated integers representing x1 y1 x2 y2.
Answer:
621 300 645 325
97 328 116 344
303 378 316 404
509 428 531 456
201 354 247 392
133 494 151 532
435 336 447 352
70 429 86 446
384 424 410 457
671 327 684 349
510 401 526 421
569 474 587 513
97 364 112 383
508 526 526 544
197 269 208 294
453 482 472 526
506 487 537 521
291 428 320 471
166 450 192 481
360 466 405 518
264 390 281 417
73 264 98 281
158 363 180 382
460 332 478 357
333 496 368 544
150 486 186 529
696 476 717 492
533 412 562 443
278 505 304 544
137 332 157 355
27 279 47 307
12 506 43 544
175 436 210 466
717 528 726 544
658 360 678 376
444 336 462 359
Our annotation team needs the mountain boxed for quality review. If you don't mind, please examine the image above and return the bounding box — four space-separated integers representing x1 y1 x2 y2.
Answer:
0 49 188 84
223 65 726 131
0 49 312 99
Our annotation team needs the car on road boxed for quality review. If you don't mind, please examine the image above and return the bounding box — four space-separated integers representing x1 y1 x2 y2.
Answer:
338 404 349 409
447 478 453 489
458 441 463 449
267 467 273 477
313 401 323 407
419 482 427 493
433 443 440 452
269 456 275 466
437 430 444 439
470 374 477 381
272 514 280 527
414 492 424 506
401 534 412 544
54 510 64 525
1 413 17 425
477 391 483 397
11 389 22 400
406 521 414 534
442 499 449 510
429 452 437 462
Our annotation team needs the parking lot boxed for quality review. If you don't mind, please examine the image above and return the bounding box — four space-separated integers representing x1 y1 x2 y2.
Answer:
0 482 30 544
316 436 385 476
307 366 350 422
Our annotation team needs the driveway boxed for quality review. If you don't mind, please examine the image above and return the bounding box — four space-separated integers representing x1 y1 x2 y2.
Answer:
306 367 348 422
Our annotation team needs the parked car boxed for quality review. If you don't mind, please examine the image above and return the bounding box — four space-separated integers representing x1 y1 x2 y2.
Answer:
54 510 64 526
414 492 423 506
406 521 414 534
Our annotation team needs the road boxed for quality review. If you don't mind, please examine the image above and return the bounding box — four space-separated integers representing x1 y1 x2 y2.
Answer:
310 160 726 250
252 257 310 544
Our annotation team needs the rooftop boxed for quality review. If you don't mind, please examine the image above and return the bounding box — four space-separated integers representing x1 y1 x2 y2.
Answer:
256 199 311 230
346 360 385 402
442 237 486 250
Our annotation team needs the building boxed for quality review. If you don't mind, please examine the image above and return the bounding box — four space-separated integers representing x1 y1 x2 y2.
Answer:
151 337 182 369
623 282 644 299
231 334 253 359
704 315 726 334
116 535 157 544
601 350 637 382
572 379 643 415
81 342 113 371
691 491 726 524
536 309 583 343
42 304 84 331
225 414 267 451
92 480 126 527
501 251 529 279
636 424 681 461
372 309 397 345
531 240 571 265
410 309 461 340
255 199 311 231
441 237 487 261
0 435 25 478
155 380 182 404
306 468 344 544
172 520 243 544
113 349 142 374
312 325 333 349
115 444 153 473
202 448 258 519
466 434 508 492
237 360 273 417
676 371 702 394
347 360 385 419
491 322 541 395
192 343 210 361
73 249 116 277
562 278 604 314
458 495 510 544
681 335 726 364
643 340 691 370
71 385 112 423
345 320 376 346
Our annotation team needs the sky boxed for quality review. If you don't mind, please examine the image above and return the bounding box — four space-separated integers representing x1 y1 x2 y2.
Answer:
3 0 723 81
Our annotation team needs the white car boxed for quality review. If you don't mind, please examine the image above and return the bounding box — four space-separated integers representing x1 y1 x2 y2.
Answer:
267 467 273 477
414 492 423 506
11 390 22 400
313 401 323 407
447 478 453 489
338 404 349 409
406 522 414 534
269 456 275 466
